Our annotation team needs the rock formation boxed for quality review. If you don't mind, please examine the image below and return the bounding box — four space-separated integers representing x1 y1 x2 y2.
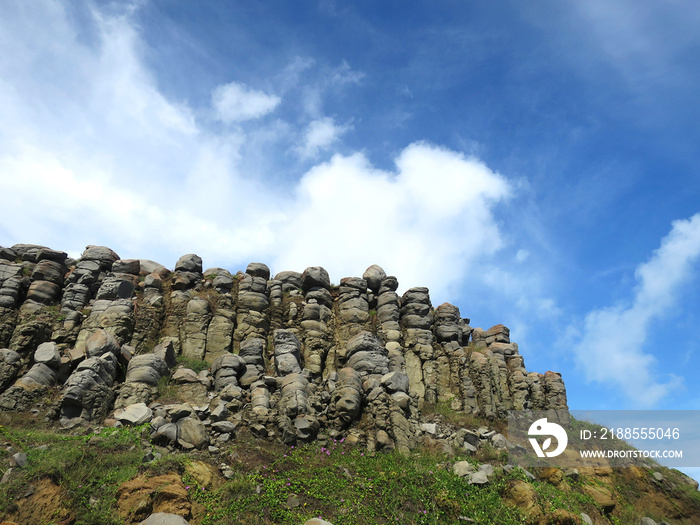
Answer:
0 242 568 451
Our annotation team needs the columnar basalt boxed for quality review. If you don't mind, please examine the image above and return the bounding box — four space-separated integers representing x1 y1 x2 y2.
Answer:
0 242 568 451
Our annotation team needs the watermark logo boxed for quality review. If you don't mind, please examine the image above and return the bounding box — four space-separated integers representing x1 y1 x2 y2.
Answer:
528 417 568 458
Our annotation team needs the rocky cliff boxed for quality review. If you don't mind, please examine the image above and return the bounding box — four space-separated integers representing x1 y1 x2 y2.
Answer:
0 243 567 451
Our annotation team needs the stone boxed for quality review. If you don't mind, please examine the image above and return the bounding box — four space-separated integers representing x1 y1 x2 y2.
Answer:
468 471 489 485
301 266 331 291
176 417 207 449
304 519 334 525
9 452 27 468
175 254 202 273
580 514 593 525
362 264 386 292
381 371 409 393
491 433 508 449
34 342 61 368
114 403 153 426
453 461 475 477
30 260 66 286
246 262 270 280
25 280 61 303
421 423 437 435
112 259 140 275
86 329 120 357
638 519 657 525
139 260 168 275
126 354 169 386
81 245 120 270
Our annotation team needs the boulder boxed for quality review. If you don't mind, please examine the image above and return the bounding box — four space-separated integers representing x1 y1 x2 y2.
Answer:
34 342 61 368
362 264 386 292
174 254 202 273
301 266 331 291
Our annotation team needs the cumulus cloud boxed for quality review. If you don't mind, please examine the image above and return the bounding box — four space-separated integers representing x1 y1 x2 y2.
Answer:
572 214 700 406
295 117 352 159
212 81 281 123
272 143 511 300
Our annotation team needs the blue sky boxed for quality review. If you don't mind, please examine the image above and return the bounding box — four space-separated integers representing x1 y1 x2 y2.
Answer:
2 0 700 414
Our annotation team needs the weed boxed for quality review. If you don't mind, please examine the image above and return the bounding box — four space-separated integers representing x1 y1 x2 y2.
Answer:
176 356 209 373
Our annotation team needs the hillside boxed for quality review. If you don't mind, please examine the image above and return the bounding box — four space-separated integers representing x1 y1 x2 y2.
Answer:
0 243 698 525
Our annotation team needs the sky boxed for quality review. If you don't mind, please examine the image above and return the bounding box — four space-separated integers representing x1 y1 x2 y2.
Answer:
2 0 700 418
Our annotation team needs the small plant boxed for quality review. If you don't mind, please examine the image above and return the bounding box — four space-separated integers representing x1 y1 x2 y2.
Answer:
176 356 209 373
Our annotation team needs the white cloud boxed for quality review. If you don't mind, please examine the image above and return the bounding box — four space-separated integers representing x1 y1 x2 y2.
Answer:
572 214 700 406
271 143 511 300
295 117 352 159
212 81 280 123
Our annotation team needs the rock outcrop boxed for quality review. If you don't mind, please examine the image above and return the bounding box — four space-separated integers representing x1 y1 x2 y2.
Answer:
0 243 568 449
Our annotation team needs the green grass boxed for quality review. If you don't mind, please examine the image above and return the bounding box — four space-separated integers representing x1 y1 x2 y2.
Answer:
0 421 143 524
186 440 528 525
176 356 210 373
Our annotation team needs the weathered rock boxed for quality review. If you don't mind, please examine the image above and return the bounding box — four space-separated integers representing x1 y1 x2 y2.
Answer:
140 513 190 525
211 353 246 391
362 264 386 292
301 266 331 291
30 260 66 287
175 254 202 274
81 245 120 270
176 416 207 449
0 349 21 392
112 259 140 275
126 354 170 386
32 341 60 368
114 402 153 426
86 329 121 358
274 329 302 376
25 281 61 304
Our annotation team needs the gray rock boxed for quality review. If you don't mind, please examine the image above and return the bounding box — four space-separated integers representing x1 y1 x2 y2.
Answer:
86 329 121 358
468 471 489 485
491 433 508 449
301 266 331 291
25 280 61 303
381 371 409 393
30 259 66 286
152 423 178 445
175 254 202 273
140 513 190 525
126 354 170 386
421 423 437 435
638 519 658 525
10 452 27 468
17 363 57 387
12 244 67 263
581 513 593 525
139 260 167 275
177 416 207 449
362 264 386 292
112 259 140 275
114 403 153 426
34 342 61 368
81 245 120 270
246 262 270 280
453 461 475 477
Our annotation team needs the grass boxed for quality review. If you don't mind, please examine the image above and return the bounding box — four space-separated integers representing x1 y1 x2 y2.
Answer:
176 356 210 373
2 412 699 524
0 420 143 524
186 440 528 525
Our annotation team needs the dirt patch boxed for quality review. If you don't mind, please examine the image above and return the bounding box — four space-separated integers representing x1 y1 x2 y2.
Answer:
116 473 191 525
3 477 74 525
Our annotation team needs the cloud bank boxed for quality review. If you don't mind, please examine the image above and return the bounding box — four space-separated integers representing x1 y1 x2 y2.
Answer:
572 214 700 406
